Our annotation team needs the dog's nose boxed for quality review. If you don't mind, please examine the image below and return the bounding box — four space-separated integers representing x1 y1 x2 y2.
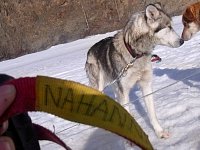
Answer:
180 39 184 45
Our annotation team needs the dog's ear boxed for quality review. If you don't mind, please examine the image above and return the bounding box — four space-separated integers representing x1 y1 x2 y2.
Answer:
183 6 195 23
154 2 162 9
146 4 160 20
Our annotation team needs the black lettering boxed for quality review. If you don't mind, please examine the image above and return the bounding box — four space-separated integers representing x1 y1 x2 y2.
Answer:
89 99 108 121
45 85 62 107
77 94 95 115
108 105 126 128
61 88 74 112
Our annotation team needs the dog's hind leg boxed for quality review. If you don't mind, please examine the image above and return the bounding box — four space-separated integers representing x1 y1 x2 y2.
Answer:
97 71 105 91
138 73 170 139
85 62 99 90
85 61 106 91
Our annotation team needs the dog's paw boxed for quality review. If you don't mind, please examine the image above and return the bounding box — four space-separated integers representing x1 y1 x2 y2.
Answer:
156 130 170 139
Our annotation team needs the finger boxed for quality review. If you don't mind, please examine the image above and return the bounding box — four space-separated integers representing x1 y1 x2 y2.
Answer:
0 121 8 135
0 85 16 116
0 136 15 150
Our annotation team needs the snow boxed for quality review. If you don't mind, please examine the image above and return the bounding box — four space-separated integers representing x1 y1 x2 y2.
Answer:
0 16 200 150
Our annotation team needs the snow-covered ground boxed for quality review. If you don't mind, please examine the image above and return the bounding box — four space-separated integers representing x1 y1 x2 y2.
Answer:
0 16 200 150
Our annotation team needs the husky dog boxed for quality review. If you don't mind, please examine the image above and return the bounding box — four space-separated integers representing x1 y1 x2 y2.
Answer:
85 3 184 138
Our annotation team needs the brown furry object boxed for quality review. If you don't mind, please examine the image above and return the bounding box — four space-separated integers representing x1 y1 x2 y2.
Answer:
182 2 200 41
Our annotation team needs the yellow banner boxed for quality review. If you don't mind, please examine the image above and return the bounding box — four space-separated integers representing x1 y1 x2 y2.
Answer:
35 76 153 150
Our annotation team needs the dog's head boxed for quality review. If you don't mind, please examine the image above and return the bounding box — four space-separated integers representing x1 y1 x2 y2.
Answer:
181 3 200 41
145 3 184 48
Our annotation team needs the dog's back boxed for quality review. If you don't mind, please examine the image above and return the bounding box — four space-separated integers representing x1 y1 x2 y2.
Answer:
182 2 200 40
86 37 113 66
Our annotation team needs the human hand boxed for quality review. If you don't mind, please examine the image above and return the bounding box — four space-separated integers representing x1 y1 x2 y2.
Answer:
0 85 16 150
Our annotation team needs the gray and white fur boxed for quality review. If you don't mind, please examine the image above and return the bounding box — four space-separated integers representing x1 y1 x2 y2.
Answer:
85 3 184 138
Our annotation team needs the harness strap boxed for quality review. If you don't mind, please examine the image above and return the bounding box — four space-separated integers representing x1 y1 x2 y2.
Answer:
33 124 71 150
0 76 153 150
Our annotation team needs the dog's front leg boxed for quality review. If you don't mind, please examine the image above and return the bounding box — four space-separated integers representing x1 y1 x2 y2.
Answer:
138 79 170 138
112 82 132 112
